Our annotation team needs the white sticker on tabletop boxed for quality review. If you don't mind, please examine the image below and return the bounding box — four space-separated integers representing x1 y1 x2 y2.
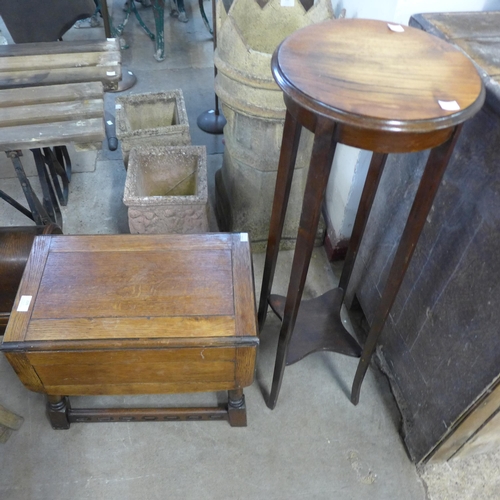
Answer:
388 23 405 32
17 295 32 312
240 233 249 242
438 100 461 111
281 0 294 6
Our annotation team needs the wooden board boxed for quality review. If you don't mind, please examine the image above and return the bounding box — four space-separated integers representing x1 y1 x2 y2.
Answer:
0 82 104 150
0 39 121 89
415 12 500 79
1 233 258 396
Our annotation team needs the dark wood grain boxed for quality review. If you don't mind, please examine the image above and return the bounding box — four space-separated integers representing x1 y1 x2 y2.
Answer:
260 18 484 409
273 19 484 137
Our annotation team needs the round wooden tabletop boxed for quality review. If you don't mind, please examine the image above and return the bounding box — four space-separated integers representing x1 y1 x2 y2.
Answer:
272 19 485 135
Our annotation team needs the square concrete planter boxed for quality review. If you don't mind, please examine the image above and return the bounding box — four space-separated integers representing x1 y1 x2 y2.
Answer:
123 145 209 234
116 90 191 166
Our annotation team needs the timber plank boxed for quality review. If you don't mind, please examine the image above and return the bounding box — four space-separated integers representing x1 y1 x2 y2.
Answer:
0 99 103 128
0 82 103 107
0 118 105 151
0 39 120 57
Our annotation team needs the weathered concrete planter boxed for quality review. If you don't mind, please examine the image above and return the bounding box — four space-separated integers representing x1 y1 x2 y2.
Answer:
123 146 209 234
214 0 334 250
116 90 191 166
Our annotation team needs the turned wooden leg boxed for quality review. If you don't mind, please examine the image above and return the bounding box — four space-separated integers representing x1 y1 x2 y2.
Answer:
227 389 247 427
258 110 302 330
351 126 463 405
47 395 70 430
268 118 338 410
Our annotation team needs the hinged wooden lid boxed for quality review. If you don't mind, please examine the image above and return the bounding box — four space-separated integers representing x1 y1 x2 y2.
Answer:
2 234 258 350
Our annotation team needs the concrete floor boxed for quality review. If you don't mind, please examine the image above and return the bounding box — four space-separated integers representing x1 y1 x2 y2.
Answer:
1 2 498 499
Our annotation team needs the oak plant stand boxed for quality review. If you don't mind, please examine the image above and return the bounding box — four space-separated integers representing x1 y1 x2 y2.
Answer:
259 19 484 408
1 233 258 428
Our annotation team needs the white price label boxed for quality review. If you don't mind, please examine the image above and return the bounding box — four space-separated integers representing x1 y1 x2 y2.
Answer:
388 23 405 32
438 100 461 111
17 295 32 312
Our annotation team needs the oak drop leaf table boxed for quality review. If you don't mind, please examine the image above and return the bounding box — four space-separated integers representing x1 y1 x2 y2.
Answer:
1 233 258 428
258 19 485 408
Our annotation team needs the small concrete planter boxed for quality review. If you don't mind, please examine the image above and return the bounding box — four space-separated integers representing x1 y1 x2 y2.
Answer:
123 146 209 234
116 90 191 166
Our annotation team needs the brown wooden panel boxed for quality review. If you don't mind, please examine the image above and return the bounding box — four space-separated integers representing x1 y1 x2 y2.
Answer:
231 234 258 338
47 233 232 253
43 381 237 396
35 361 235 387
32 250 234 320
27 347 236 366
26 316 236 341
3 236 52 342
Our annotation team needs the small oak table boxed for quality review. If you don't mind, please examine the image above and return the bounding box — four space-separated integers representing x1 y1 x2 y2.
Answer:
1 233 258 428
258 19 484 408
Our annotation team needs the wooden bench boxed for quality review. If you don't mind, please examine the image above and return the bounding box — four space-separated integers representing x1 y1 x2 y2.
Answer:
0 39 121 91
0 82 105 151
1 233 259 428
0 81 105 226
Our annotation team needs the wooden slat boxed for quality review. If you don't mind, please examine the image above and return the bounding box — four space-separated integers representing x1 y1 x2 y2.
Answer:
0 39 120 57
1 336 258 352
0 99 103 128
0 118 104 151
0 51 120 72
26 316 236 341
0 404 23 430
0 65 120 89
0 82 103 107
231 233 258 337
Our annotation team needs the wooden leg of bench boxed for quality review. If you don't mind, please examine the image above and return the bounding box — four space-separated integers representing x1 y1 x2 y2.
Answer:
47 395 70 430
227 389 247 427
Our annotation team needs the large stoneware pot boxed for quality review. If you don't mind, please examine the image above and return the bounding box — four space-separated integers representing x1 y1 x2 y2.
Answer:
214 0 334 250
